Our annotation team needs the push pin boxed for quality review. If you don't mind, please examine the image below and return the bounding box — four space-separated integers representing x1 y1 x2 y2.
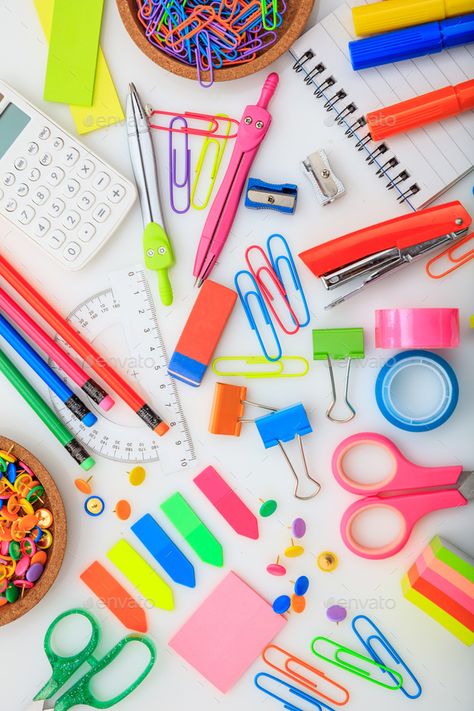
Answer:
114 500 132 521
74 476 93 495
327 604 347 624
267 556 287 576
317 551 338 572
284 539 305 558
291 517 306 538
128 466 146 486
259 498 278 517
313 328 365 423
84 495 105 517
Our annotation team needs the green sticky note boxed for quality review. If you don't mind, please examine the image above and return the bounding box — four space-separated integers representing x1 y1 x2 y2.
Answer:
160 493 224 567
44 0 105 106
430 536 474 583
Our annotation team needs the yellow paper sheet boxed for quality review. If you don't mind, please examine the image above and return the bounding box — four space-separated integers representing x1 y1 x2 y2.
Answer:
34 0 124 134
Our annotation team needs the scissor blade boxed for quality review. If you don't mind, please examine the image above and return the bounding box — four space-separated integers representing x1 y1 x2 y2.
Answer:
24 702 48 711
458 471 474 501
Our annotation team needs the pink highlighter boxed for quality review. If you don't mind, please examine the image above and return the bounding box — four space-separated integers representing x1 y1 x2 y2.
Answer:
193 72 279 285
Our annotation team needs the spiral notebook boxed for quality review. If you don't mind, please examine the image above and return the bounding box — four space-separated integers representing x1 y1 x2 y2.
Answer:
288 0 474 211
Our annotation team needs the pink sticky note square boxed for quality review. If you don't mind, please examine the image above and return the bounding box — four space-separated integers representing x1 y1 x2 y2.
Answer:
169 571 286 692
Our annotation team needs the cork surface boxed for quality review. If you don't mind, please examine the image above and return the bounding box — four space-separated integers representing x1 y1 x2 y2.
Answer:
116 0 315 82
0 436 67 627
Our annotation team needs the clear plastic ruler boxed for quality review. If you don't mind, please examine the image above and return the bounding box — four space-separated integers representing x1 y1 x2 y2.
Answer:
51 265 196 470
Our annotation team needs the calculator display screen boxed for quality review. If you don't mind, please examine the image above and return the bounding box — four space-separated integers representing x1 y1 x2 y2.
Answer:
0 98 31 160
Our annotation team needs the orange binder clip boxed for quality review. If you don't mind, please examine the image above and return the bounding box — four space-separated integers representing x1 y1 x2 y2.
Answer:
209 382 275 436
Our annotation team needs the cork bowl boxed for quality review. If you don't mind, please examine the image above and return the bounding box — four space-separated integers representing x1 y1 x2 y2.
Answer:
0 437 67 626
116 0 314 82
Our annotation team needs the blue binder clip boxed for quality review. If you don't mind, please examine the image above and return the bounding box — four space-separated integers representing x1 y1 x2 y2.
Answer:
234 270 282 362
245 178 298 214
267 233 310 328
254 672 336 711
255 404 320 500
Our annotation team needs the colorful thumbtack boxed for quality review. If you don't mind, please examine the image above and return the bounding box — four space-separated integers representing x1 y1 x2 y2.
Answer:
259 499 278 517
272 594 291 615
317 551 338 572
128 466 146 486
291 517 306 538
84 496 105 517
294 575 309 596
291 594 306 613
284 539 304 558
327 604 347 623
267 556 287 576
74 476 93 495
114 499 131 521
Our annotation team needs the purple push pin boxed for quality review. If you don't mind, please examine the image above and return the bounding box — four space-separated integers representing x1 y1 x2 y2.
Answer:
327 604 347 624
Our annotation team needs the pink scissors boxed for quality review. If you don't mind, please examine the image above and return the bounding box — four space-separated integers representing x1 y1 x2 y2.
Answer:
332 433 474 560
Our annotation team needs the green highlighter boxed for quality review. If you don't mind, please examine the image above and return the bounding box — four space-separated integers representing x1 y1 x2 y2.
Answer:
160 492 224 567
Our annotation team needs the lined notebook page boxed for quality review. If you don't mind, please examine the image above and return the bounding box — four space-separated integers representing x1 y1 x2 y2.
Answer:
289 0 474 210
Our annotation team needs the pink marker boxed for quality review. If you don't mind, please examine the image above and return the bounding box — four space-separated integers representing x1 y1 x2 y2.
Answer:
193 73 279 285
0 286 114 411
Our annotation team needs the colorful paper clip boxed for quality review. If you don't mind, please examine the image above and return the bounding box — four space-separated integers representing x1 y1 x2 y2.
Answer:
313 328 365 423
260 0 278 30
191 115 232 210
267 234 310 328
148 109 239 138
425 232 474 279
212 355 309 378
262 645 350 706
254 672 335 711
169 116 191 214
351 615 422 699
235 270 282 361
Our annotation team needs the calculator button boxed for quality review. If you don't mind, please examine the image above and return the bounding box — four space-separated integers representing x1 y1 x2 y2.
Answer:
63 241 81 262
77 159 95 179
77 190 96 211
48 230 65 249
14 157 27 171
39 152 52 167
32 187 50 206
3 172 15 186
33 217 50 237
17 205 35 225
63 148 80 167
48 198 66 217
78 222 96 242
5 198 17 213
63 210 81 230
27 142 39 156
27 168 41 182
107 183 127 204
52 137 64 151
92 203 111 223
47 167 65 187
63 178 80 198
38 126 51 140
92 171 110 191
16 183 29 198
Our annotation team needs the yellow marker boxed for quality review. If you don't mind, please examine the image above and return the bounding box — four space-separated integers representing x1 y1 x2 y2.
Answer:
107 539 174 611
352 0 472 37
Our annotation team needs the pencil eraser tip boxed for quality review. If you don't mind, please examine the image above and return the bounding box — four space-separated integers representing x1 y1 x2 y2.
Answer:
82 412 98 427
99 395 115 411
81 456 96 471
155 422 170 436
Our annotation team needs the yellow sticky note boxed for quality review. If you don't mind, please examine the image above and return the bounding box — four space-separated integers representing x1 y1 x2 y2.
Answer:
107 539 175 611
34 0 124 134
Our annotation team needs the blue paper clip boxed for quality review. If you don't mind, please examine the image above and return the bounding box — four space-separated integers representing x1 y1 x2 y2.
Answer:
169 116 191 214
351 615 422 699
267 234 310 328
254 672 336 711
234 270 282 362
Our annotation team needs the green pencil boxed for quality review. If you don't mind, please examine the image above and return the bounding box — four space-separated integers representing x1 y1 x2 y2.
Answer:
0 347 95 470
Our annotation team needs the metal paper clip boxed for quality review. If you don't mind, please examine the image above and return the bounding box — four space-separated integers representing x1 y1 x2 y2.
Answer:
352 615 422 699
255 404 321 500
262 645 350 706
267 234 310 328
208 382 276 435
302 149 345 206
311 637 404 690
148 109 239 138
426 232 474 279
169 117 191 214
191 115 231 210
235 270 282 361
254 672 335 711
313 328 364 423
212 356 309 378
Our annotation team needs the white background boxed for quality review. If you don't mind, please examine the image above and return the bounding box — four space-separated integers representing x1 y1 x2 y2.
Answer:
0 1 473 709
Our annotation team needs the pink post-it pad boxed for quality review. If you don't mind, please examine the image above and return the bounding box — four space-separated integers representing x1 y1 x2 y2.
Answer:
169 571 286 692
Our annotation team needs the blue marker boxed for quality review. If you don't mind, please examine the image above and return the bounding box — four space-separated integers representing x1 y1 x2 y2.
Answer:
131 513 196 588
0 313 97 427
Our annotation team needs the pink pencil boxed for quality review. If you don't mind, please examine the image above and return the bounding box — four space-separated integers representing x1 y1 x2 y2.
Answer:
0 286 114 411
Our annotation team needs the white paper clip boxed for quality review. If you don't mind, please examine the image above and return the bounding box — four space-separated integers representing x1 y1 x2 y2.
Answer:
302 149 345 206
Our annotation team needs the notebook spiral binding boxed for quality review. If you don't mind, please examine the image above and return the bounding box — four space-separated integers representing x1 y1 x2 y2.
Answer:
291 49 421 207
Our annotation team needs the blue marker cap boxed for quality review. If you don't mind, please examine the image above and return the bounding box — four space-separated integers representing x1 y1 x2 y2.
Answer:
349 14 474 70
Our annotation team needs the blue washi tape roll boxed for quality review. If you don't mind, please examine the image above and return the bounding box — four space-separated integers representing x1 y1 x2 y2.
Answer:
375 350 459 432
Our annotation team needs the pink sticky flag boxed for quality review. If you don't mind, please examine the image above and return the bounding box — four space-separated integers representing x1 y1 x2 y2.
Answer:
169 571 286 692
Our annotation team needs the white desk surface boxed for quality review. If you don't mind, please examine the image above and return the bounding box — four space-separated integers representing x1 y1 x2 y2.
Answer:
0 1 473 710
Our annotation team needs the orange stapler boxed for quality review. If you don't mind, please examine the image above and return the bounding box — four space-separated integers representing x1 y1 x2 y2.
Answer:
299 201 472 308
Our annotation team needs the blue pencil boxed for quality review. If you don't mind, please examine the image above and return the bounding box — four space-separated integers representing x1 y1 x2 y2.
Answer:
0 313 97 427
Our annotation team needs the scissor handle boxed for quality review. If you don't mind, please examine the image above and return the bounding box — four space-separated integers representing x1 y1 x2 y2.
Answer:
54 635 156 711
341 489 467 559
34 609 100 701
332 432 462 494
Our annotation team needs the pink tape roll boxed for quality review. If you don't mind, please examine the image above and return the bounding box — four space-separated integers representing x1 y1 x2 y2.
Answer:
375 308 460 349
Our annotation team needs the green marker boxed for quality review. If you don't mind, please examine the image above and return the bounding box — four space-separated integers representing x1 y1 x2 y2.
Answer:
160 492 224 567
0 348 95 470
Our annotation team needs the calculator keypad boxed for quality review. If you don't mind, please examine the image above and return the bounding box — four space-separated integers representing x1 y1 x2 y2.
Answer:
0 93 135 269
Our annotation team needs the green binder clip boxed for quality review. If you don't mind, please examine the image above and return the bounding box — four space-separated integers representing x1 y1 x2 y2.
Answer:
143 222 175 306
313 328 364 423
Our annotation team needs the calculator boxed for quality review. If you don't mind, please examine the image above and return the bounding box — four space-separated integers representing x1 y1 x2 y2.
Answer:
0 80 136 270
